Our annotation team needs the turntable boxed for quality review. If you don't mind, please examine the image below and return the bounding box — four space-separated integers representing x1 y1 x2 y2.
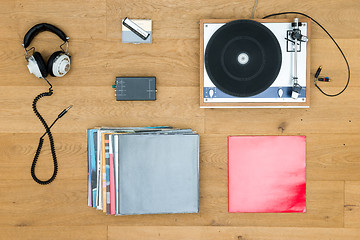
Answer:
200 19 311 108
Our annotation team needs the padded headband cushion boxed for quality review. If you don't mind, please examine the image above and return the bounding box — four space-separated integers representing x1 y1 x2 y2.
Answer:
23 23 68 48
33 52 48 78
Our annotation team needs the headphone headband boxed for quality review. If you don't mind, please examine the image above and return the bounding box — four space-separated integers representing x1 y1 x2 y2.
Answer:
23 23 68 49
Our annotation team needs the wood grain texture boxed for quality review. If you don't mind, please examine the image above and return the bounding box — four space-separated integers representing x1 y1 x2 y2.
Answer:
345 181 360 228
204 87 360 134
0 226 107 240
108 226 360 240
0 0 106 40
0 0 359 239
0 180 344 228
0 86 205 133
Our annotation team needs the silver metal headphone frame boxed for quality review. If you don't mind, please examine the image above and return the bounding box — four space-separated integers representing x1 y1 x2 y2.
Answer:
22 37 70 58
59 37 70 54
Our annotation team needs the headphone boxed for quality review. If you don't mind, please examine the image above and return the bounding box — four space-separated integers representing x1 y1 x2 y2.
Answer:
23 23 73 185
23 23 71 79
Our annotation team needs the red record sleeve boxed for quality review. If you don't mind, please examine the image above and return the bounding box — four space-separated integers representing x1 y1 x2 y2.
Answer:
228 136 306 213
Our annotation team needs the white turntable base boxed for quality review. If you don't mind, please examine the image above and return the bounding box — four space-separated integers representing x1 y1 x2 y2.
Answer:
201 20 310 108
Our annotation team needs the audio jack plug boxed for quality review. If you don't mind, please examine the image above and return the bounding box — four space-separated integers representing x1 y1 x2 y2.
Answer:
314 66 331 82
314 65 322 83
58 105 73 118
318 77 331 82
40 105 73 138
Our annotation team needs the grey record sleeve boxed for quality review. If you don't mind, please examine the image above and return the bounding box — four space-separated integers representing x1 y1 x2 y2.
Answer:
118 134 199 215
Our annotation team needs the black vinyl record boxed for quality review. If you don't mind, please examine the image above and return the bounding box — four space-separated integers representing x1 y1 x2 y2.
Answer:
205 20 282 97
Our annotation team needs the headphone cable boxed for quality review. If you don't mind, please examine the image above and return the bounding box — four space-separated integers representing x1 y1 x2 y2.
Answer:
31 79 72 185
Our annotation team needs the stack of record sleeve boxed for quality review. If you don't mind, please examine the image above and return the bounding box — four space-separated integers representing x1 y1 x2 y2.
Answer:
87 126 199 215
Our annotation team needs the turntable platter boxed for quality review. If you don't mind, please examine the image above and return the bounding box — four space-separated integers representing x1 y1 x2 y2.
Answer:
205 20 282 97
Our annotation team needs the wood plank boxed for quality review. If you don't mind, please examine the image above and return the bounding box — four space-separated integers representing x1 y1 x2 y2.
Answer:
0 226 107 240
255 0 360 39
0 177 343 227
2 36 356 89
198 179 344 228
308 135 360 181
0 132 346 228
310 39 357 88
0 38 200 87
108 226 360 240
2 131 359 181
199 136 344 227
0 86 205 133
0 179 204 227
0 131 351 226
0 0 15 13
200 134 360 182
0 0 106 40
0 133 86 180
0 0 359 238
345 181 360 227
204 85 360 134
106 0 360 40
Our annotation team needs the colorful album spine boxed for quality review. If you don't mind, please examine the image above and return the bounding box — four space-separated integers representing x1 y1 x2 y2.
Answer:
102 133 108 212
96 130 103 210
91 130 98 208
109 135 116 215
114 135 119 215
105 134 111 214
87 129 99 208
87 129 92 207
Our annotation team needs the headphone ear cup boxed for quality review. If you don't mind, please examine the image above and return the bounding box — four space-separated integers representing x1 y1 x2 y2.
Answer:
47 51 71 77
32 52 48 78
47 51 63 77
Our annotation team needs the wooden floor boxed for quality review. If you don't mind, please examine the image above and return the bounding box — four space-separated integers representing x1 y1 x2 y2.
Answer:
1 0 360 239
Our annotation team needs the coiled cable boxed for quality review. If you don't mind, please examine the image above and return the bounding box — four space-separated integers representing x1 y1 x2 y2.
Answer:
31 78 72 185
31 83 57 184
